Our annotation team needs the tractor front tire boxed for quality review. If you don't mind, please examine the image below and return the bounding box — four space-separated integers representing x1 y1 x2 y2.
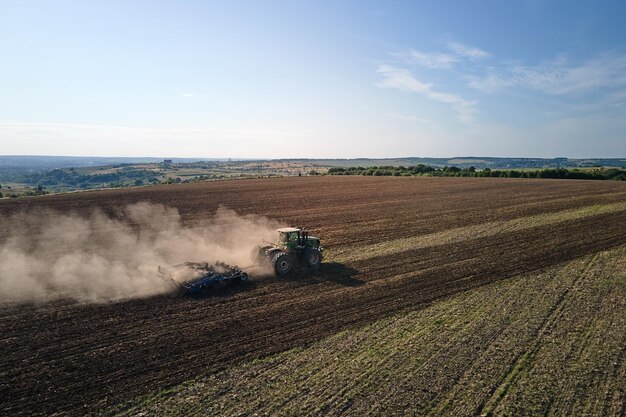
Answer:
304 248 322 269
272 252 293 276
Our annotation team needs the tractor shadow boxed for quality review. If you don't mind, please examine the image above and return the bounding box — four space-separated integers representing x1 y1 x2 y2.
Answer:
285 262 365 287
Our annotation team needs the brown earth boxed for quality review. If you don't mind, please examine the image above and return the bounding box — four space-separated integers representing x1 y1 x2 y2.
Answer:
0 176 625 416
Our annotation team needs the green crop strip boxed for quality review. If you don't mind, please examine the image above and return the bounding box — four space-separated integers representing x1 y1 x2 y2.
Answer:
330 201 626 263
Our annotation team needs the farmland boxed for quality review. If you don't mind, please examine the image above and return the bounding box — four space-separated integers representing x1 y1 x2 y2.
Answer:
1 155 624 197
0 176 625 416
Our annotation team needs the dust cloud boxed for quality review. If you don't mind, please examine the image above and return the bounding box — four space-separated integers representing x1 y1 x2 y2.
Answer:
0 203 282 303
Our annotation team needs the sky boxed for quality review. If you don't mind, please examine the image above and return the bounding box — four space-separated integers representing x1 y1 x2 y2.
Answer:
1 0 625 159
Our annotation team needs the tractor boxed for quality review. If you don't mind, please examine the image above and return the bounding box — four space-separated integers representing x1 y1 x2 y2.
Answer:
252 227 323 275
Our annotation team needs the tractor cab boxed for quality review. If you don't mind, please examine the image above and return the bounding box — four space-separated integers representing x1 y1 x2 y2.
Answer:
278 227 300 247
276 227 321 251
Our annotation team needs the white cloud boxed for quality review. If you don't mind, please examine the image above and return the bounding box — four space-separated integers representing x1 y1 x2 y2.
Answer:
376 65 478 123
376 65 432 92
467 53 626 96
465 69 516 93
403 50 459 69
447 42 490 59
395 42 489 69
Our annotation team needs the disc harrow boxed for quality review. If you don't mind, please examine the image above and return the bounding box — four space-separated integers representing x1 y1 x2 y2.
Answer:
159 261 248 296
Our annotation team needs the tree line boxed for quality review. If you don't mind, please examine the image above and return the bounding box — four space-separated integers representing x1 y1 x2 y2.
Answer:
327 165 626 181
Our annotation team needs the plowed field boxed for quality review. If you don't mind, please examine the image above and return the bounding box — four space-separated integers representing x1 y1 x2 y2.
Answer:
1 176 625 416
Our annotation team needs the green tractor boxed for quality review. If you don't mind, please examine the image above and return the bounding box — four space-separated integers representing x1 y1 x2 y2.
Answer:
252 227 324 275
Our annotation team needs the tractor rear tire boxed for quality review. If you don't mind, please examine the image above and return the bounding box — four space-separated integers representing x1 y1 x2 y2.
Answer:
272 252 293 276
304 248 322 269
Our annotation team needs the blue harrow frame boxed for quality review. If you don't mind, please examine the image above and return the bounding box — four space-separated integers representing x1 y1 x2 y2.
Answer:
159 261 248 296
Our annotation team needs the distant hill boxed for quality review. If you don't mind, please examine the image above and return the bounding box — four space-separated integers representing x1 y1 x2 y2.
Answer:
1 155 624 172
0 156 222 171
294 157 626 169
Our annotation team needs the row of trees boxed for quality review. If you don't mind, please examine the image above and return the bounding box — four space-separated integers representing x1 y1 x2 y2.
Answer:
22 168 161 189
327 165 437 176
327 166 626 181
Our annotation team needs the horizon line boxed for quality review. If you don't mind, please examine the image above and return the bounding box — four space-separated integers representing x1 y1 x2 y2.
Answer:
1 155 625 161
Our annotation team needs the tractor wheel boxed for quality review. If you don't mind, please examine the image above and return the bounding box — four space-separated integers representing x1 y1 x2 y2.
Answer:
304 248 321 269
272 252 293 275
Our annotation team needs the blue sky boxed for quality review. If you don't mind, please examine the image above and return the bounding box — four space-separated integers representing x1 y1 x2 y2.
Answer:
1 0 625 158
